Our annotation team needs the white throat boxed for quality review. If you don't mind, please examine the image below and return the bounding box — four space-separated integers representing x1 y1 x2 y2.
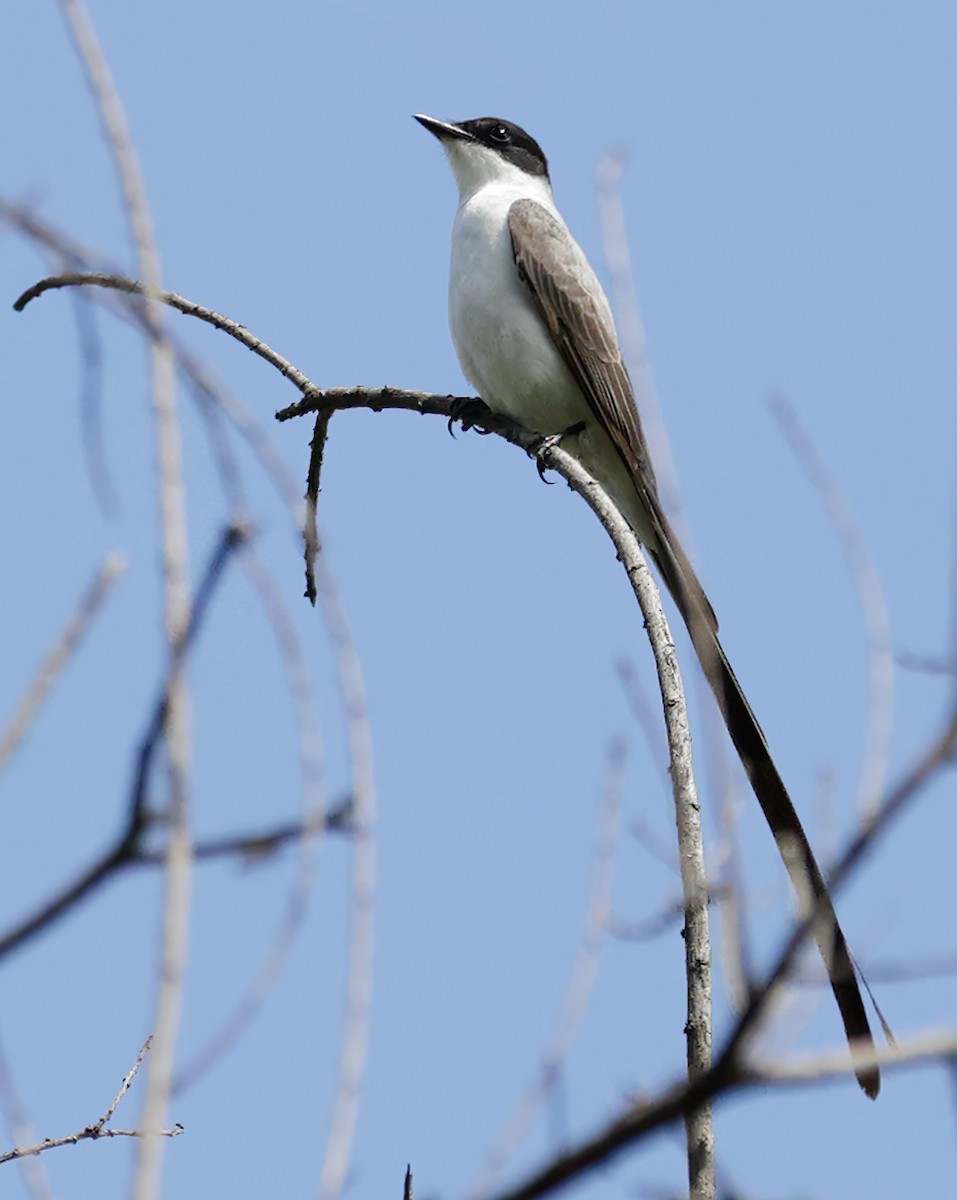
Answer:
441 139 554 207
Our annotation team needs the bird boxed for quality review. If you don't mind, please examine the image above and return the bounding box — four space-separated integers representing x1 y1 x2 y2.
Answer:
414 111 879 1098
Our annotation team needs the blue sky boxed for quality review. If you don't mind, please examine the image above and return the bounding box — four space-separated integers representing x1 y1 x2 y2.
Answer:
2 2 956 1197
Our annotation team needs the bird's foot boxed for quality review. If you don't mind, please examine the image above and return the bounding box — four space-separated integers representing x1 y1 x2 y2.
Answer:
531 422 586 482
447 397 494 437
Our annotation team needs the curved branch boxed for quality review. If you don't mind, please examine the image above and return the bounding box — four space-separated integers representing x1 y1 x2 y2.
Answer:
15 272 317 394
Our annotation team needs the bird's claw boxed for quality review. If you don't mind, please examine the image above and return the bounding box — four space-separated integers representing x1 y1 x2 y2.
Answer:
447 397 494 437
531 422 586 482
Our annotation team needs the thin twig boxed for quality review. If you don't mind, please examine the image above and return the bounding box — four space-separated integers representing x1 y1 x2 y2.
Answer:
0 553 126 773
1 1126 183 1163
14 273 317 393
2 202 305 522
0 1037 182 1166
91 1037 154 1134
304 411 333 603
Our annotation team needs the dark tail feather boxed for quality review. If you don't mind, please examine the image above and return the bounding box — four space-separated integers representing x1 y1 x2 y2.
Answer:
649 536 880 1098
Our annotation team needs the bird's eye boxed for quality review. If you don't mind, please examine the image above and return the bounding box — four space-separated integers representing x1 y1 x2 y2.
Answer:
489 124 511 144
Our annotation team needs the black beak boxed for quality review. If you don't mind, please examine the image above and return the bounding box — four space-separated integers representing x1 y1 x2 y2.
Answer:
413 114 474 142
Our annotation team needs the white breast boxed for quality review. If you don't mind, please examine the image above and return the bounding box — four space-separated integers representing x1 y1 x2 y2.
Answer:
448 181 587 434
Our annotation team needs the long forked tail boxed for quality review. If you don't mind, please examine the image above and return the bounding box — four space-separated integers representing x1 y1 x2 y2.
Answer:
648 529 880 1098
701 626 878 1097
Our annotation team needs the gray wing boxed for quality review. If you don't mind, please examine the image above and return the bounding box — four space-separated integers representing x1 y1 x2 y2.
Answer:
508 197 659 499
508 197 716 632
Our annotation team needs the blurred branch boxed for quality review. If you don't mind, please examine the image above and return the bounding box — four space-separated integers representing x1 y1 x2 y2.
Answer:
2 201 304 519
148 798 354 866
487 1020 957 1200
798 950 957 986
897 650 957 677
0 1037 182 1167
0 523 249 963
483 695 957 1200
472 740 625 1197
56 5 192 1195
315 536 378 1200
606 903 684 942
752 1028 957 1086
768 393 895 819
172 547 330 1094
0 802 351 963
0 1029 55 1200
0 553 126 774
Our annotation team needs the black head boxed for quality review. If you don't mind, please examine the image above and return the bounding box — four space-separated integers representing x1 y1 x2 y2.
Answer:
456 118 549 179
414 114 549 180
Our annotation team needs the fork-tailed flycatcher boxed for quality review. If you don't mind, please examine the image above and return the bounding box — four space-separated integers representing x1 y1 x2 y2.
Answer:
415 112 879 1098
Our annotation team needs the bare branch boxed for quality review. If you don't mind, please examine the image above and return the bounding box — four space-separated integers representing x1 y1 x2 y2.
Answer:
0 554 126 774
304 410 333 604
0 1037 182 1167
670 693 714 1200
91 1037 154 1134
1 1126 184 1163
